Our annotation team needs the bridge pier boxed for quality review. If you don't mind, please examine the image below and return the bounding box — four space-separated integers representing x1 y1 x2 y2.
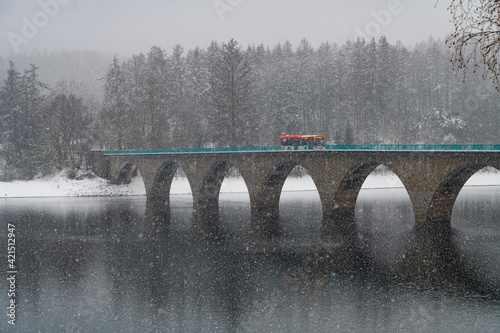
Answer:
320 161 380 238
249 169 285 237
249 196 281 238
144 196 171 235
396 221 480 286
191 196 222 238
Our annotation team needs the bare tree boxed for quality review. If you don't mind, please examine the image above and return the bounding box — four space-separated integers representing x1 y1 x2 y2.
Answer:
445 0 500 89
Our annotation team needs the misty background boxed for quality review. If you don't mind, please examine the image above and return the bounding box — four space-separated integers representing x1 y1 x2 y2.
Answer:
1 0 499 180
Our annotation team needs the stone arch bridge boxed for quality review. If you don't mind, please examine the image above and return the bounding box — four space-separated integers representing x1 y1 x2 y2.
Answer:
89 147 500 238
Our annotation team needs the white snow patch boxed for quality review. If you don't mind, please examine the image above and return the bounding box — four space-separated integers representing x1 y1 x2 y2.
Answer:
0 169 146 198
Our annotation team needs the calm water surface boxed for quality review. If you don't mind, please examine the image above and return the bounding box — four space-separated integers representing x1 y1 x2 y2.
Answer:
1 186 500 332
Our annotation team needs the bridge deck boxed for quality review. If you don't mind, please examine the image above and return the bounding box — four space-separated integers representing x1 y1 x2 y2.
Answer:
102 144 500 155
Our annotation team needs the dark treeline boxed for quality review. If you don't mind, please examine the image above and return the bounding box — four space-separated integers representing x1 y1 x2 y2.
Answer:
98 37 500 150
0 61 91 179
1 37 500 180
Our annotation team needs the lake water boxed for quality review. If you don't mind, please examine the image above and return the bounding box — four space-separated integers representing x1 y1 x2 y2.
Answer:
1 186 500 332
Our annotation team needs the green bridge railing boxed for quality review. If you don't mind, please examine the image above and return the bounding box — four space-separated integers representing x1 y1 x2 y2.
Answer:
102 144 500 155
103 146 280 155
326 144 500 151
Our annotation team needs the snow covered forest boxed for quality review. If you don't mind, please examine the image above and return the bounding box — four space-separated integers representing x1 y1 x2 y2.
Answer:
1 37 500 180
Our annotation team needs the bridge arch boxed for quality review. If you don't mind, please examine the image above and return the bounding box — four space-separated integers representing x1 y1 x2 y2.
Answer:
248 160 327 236
198 160 253 200
279 165 323 234
428 164 492 223
200 161 234 199
142 160 193 231
323 162 414 237
150 161 193 201
451 166 500 281
192 160 252 230
248 160 302 236
262 160 297 195
355 165 416 269
329 162 380 217
257 160 326 210
114 162 137 184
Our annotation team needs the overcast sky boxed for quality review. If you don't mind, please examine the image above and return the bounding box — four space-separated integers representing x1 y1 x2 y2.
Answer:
0 0 453 57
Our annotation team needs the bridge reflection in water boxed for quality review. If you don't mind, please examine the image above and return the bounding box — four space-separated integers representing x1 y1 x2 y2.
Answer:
7 193 499 332
89 146 500 286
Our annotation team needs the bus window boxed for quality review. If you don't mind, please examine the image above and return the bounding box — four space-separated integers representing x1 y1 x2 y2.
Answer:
280 135 326 150
315 138 324 146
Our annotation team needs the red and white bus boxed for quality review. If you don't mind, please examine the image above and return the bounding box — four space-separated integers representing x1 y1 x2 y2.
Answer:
280 135 325 150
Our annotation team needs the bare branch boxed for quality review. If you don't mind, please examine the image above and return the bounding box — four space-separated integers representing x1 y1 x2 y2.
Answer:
444 0 500 89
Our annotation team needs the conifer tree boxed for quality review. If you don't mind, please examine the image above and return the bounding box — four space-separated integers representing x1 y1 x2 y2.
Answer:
0 63 47 179
344 121 354 145
101 56 129 150
209 39 255 147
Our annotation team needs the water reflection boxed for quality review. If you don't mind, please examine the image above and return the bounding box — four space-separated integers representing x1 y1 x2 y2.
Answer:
0 189 499 332
452 186 500 286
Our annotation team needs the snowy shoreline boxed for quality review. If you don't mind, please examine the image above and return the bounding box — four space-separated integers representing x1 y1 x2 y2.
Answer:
1 169 500 198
